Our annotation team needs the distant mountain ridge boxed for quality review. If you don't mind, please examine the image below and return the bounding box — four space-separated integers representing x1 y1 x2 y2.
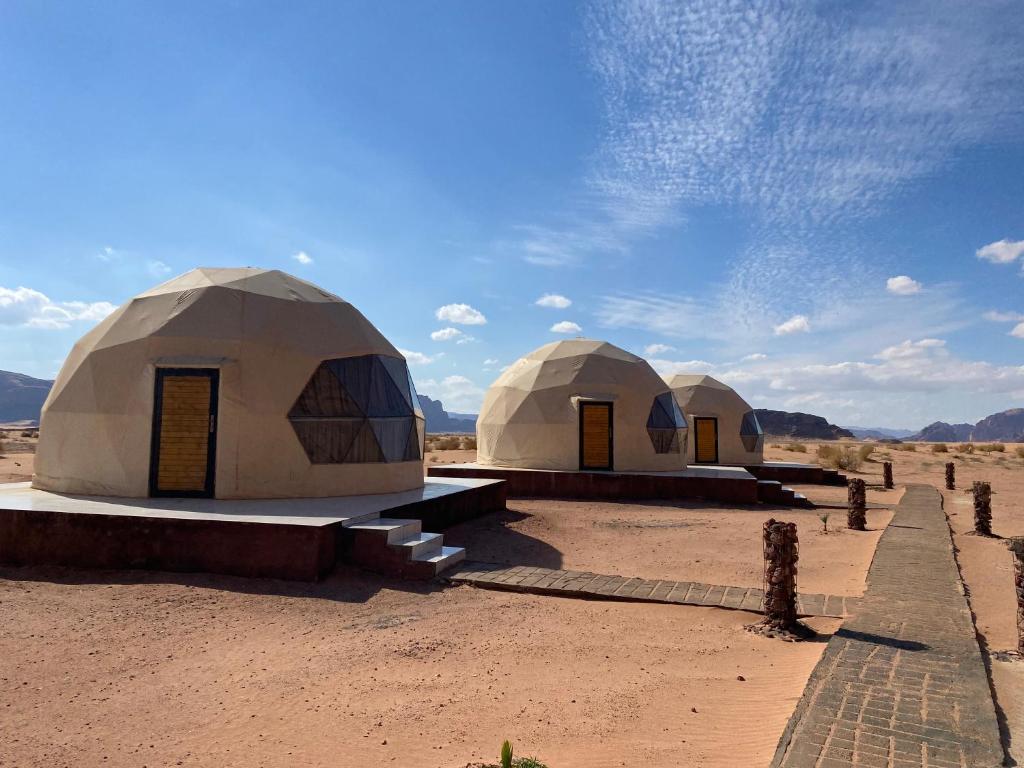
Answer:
0 370 53 425
417 395 475 434
754 409 855 440
843 425 917 440
909 422 974 442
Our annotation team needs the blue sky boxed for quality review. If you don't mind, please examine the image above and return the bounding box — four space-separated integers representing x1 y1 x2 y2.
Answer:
1 0 1023 428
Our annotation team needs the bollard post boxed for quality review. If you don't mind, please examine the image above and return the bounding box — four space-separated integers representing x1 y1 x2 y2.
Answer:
847 478 867 531
945 462 955 491
882 461 893 490
972 481 993 536
1010 538 1024 656
747 519 812 640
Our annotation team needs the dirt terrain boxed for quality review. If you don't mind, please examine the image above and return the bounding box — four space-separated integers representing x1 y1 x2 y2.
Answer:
1 437 1019 766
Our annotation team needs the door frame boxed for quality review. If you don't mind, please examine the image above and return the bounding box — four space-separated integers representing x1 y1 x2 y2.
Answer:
693 416 719 464
578 400 614 472
148 367 220 498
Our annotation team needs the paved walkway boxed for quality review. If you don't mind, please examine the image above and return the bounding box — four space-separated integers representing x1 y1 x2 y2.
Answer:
447 562 858 619
772 484 1003 768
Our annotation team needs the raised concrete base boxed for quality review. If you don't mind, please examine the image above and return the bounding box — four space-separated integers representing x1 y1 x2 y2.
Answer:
736 461 846 486
0 478 505 581
428 463 760 504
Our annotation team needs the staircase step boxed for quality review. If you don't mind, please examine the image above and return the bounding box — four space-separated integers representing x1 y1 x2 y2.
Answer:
345 517 421 543
415 545 466 572
394 531 444 559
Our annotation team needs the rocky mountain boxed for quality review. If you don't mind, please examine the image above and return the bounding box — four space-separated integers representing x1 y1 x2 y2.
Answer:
417 395 476 434
753 409 854 440
909 421 974 442
843 425 917 440
0 370 53 425
971 409 1024 442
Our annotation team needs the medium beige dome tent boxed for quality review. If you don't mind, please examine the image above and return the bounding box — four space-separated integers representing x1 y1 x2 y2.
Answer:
477 339 688 472
664 374 763 465
34 267 425 499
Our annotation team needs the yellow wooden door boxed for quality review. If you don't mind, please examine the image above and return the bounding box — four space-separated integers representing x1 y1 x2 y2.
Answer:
694 417 718 463
151 370 217 496
580 402 612 470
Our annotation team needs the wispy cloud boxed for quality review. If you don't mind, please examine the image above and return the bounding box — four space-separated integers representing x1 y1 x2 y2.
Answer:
535 293 573 309
1012 323 1024 340
644 343 674 356
0 286 116 330
886 275 922 295
550 320 583 334
398 348 441 366
292 251 313 266
976 238 1024 265
774 315 811 336
435 303 487 325
431 327 467 342
416 375 485 412
983 310 1024 323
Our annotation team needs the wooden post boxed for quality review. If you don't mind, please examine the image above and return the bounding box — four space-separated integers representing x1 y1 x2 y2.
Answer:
945 462 955 491
847 478 867 531
882 461 893 490
972 481 993 536
748 519 812 640
1010 538 1024 656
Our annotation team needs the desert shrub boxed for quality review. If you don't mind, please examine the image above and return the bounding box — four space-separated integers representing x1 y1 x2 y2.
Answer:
19 430 36 438
857 444 875 462
0 437 5 455
459 435 478 451
931 443 948 453
784 442 808 453
978 443 1005 453
1016 447 1024 459
896 443 917 452
962 443 975 454
494 740 547 768
817 444 862 472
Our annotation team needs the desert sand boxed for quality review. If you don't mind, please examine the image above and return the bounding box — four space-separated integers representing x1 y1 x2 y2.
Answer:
1 437 1019 766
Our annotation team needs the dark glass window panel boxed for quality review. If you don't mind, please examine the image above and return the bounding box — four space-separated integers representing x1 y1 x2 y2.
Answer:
741 433 764 452
343 420 386 463
290 420 362 464
289 363 364 418
369 418 415 463
406 369 424 418
647 427 681 454
325 356 376 415
647 392 687 430
367 356 415 417
740 410 763 436
378 355 415 410
403 418 422 461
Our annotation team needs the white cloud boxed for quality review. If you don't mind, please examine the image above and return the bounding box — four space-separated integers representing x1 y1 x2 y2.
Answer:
1012 323 1024 339
96 246 118 262
742 353 767 361
430 327 465 342
983 310 1024 323
0 286 116 330
886 275 922 295
876 338 946 360
483 358 499 366
976 239 1024 264
550 321 583 334
773 315 811 336
147 260 173 278
535 293 573 309
398 348 440 366
292 251 313 266
644 343 675 356
435 303 487 325
416 374 486 413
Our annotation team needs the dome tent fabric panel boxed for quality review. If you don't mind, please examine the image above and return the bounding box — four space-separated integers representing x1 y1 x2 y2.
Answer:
477 339 689 472
664 373 764 465
34 268 424 499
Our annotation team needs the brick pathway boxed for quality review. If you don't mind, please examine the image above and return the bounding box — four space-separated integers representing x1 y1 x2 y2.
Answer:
447 562 858 619
772 484 1003 768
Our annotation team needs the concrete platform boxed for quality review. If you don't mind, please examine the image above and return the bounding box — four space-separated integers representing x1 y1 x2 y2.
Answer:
688 460 847 487
0 478 506 581
427 463 760 504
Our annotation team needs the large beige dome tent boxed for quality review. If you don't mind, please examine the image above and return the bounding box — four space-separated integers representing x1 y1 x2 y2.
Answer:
477 339 688 472
34 267 425 499
665 374 763 465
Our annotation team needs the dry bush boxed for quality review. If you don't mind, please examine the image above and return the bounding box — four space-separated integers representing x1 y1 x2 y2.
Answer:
858 444 875 462
931 443 948 453
978 443 1005 453
458 435 477 451
817 444 863 472
0 437 5 455
962 443 975 454
784 442 808 453
426 434 475 452
893 443 917 452
1015 446 1024 459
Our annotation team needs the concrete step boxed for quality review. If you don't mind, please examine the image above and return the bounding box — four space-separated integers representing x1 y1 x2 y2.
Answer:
791 491 814 509
415 545 466 574
345 517 421 543
394 531 444 559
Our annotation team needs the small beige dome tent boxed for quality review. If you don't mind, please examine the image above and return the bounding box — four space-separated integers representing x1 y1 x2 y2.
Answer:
34 268 425 499
664 374 763 465
477 339 688 472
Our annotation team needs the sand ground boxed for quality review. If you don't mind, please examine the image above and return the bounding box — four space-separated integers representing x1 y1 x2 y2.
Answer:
0 438 1019 765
